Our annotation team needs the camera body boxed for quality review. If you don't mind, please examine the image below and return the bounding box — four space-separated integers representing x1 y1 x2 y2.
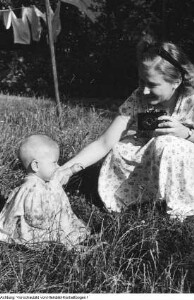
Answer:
138 110 167 131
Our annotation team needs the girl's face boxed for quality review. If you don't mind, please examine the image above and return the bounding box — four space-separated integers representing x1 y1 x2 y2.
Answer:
138 65 178 107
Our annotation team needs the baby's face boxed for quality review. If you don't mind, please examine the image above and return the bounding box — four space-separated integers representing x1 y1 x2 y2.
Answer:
37 147 59 181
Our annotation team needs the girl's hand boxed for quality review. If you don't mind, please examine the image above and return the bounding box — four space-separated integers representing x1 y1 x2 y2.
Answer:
52 167 73 185
154 115 189 139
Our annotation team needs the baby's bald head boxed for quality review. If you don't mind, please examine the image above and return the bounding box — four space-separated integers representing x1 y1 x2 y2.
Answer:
19 134 59 169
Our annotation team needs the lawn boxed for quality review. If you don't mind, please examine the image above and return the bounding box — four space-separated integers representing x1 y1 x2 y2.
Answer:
0 94 193 293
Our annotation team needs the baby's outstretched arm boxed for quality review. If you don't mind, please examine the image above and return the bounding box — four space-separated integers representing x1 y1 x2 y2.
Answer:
52 163 84 185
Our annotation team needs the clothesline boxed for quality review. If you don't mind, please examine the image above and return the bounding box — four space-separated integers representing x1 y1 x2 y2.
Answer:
0 1 97 22
0 1 97 46
0 7 23 12
0 2 64 45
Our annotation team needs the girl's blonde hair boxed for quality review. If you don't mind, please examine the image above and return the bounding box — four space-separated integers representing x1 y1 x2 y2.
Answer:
137 35 194 97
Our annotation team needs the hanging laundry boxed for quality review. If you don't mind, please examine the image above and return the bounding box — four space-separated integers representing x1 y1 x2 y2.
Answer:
2 9 12 29
61 0 96 22
33 6 46 23
52 1 61 43
11 8 31 44
23 6 44 42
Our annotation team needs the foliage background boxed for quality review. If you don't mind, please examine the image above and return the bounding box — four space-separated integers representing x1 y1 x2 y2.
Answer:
0 0 194 99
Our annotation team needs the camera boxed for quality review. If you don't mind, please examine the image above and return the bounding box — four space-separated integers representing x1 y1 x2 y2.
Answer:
138 110 167 131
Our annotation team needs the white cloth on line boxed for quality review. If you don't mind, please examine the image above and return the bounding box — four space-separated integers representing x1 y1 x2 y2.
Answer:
23 6 43 42
33 5 46 23
2 9 12 29
11 8 31 44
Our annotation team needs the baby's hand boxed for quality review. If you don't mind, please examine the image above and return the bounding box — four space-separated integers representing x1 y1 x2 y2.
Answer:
52 164 84 185
52 167 72 185
70 163 84 174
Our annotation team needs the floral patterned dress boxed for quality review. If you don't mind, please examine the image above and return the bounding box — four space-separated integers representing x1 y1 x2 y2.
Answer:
98 89 194 221
0 175 90 249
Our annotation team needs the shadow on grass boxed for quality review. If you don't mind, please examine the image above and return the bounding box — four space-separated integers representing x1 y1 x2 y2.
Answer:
65 163 106 211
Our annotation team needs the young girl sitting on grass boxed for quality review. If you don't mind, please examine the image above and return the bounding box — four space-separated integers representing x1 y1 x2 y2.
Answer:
0 134 90 250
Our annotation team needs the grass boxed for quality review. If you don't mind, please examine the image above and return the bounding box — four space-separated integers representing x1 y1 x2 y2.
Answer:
0 94 193 293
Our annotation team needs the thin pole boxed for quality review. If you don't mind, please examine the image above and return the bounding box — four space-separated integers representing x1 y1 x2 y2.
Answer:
45 0 63 119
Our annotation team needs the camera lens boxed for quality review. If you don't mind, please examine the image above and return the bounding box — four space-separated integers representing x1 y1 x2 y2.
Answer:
142 116 157 129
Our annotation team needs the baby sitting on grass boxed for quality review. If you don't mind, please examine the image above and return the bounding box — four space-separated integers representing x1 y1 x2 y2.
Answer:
0 134 91 250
